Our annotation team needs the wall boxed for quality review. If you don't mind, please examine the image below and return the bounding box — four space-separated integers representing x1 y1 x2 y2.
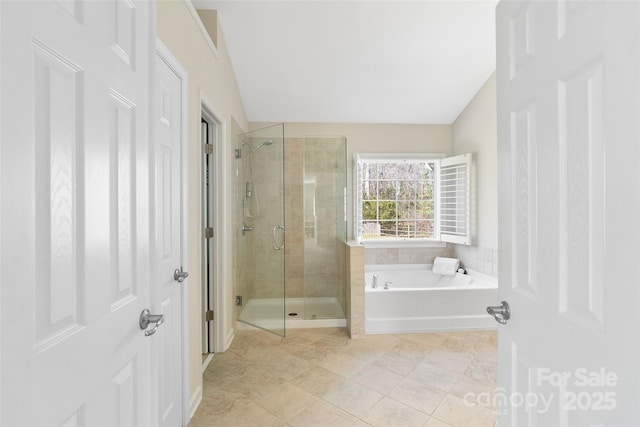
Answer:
157 0 248 417
250 122 453 240
451 72 498 276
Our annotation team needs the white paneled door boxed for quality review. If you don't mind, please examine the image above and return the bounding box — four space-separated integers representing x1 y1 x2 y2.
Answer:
497 0 640 425
1 1 155 425
153 46 186 427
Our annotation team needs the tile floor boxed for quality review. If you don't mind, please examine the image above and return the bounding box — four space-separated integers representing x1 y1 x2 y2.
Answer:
189 327 497 427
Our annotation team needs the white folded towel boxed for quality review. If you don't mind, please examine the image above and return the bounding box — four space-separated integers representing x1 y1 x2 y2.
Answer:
432 257 460 276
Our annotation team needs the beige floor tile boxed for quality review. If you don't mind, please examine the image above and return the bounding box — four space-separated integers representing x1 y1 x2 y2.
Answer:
220 367 287 401
463 354 497 387
282 341 335 362
431 394 497 427
421 349 474 375
389 339 435 364
387 377 446 415
252 382 316 421
361 333 403 350
264 349 315 381
350 363 405 395
287 396 359 427
310 332 351 350
373 352 422 376
291 364 345 396
190 395 288 427
424 417 453 427
322 379 384 418
278 334 317 354
195 386 247 417
402 332 450 348
408 362 460 393
202 355 248 387
486 332 498 349
440 332 489 353
448 377 496 410
314 349 370 377
363 396 430 427
194 328 497 427
340 339 388 364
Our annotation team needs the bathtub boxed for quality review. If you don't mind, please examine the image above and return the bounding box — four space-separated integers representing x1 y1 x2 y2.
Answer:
365 264 498 334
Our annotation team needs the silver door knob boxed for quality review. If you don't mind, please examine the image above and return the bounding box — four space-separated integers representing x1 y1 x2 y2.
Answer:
174 267 189 283
139 309 164 336
487 301 510 324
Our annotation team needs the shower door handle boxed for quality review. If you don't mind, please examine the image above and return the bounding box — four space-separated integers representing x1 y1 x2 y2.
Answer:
272 225 285 250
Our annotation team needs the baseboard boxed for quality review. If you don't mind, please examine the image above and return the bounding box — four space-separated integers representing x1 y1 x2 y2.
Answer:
189 385 203 420
224 328 235 352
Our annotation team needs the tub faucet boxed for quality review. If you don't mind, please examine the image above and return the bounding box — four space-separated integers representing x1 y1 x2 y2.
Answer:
372 274 378 288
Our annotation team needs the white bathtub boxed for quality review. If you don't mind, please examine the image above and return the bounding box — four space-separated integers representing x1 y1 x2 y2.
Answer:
365 264 498 334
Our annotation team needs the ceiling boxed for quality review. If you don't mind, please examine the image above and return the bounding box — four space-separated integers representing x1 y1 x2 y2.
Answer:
193 1 498 125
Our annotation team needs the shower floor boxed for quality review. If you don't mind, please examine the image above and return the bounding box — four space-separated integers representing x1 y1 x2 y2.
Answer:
238 297 346 329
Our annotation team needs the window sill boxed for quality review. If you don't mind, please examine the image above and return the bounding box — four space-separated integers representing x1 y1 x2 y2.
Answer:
360 240 447 249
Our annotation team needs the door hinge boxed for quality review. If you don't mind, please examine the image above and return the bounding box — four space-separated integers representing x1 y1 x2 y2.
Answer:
205 310 214 322
204 143 214 155
204 227 214 239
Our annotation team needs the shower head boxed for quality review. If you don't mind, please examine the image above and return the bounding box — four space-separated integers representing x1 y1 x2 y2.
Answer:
250 139 273 153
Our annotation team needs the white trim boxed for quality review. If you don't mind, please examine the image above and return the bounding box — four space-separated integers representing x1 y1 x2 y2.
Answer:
201 353 214 372
361 240 447 249
182 0 219 59
0 1 3 418
200 94 232 353
155 39 191 427
225 328 235 351
189 385 203 420
357 152 446 161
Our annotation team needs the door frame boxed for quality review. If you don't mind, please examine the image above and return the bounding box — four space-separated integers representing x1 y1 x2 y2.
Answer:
200 107 216 361
155 39 191 427
199 96 231 353
0 2 3 418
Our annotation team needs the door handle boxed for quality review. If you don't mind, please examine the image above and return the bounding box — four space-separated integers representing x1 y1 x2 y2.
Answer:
272 225 285 250
486 301 510 324
139 309 164 336
174 267 189 283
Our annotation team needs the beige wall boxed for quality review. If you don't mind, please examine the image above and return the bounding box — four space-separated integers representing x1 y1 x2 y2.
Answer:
452 72 497 250
157 0 248 417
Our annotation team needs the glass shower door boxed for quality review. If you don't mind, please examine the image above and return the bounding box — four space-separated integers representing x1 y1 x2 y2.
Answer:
236 124 285 336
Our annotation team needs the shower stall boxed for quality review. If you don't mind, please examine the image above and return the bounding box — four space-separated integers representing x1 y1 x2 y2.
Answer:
235 124 347 336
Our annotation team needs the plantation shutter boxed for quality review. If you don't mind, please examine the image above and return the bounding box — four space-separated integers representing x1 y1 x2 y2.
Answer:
438 153 472 244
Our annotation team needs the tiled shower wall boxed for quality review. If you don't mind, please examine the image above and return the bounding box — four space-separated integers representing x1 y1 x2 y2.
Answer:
285 138 347 306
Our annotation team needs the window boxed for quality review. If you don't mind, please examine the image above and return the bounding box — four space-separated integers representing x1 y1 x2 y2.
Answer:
355 153 472 245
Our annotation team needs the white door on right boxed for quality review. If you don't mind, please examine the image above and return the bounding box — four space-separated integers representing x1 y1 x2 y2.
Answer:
497 1 640 425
